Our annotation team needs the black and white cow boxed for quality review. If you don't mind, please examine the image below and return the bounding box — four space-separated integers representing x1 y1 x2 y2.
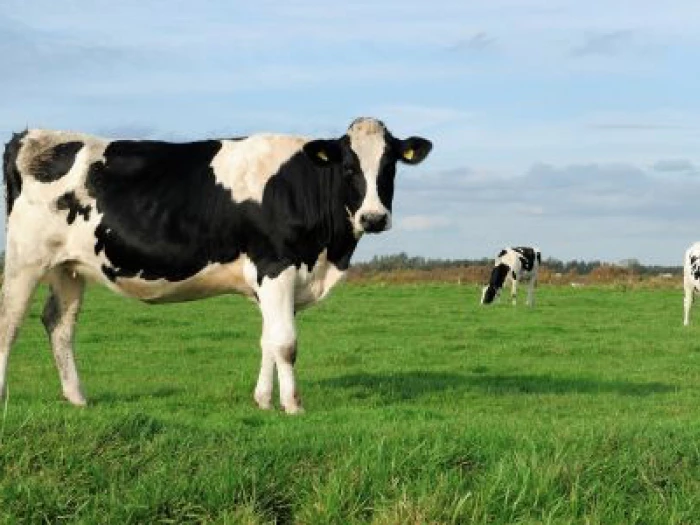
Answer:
0 118 431 413
683 242 700 326
481 247 541 307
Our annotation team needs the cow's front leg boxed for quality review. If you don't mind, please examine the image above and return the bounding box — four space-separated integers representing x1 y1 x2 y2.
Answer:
255 267 302 414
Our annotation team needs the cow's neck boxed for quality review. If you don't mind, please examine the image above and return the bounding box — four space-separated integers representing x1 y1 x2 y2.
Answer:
304 166 359 271
252 159 360 281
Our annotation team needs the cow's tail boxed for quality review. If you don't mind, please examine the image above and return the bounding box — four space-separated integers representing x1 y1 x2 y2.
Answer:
2 130 27 217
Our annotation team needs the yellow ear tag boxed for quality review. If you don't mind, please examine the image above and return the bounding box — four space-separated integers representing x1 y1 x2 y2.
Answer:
317 150 329 162
404 148 415 161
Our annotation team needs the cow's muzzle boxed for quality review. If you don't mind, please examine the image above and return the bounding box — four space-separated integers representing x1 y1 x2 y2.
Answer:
359 212 389 233
481 285 498 305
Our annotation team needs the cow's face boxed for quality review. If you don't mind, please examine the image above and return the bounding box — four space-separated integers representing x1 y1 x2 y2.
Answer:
481 285 499 305
481 263 510 305
303 118 432 235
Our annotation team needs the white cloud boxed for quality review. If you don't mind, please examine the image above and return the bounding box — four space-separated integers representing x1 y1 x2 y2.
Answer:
651 159 697 173
515 205 546 216
569 30 639 57
584 110 696 131
447 32 498 53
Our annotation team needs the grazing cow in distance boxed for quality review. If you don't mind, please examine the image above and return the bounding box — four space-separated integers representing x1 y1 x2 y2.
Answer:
683 242 700 326
481 247 541 307
0 118 432 413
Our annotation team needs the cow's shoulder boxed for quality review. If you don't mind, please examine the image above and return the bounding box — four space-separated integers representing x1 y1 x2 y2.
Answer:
211 134 308 204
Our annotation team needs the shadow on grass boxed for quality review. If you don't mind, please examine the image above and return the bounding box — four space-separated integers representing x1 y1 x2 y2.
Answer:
317 371 675 403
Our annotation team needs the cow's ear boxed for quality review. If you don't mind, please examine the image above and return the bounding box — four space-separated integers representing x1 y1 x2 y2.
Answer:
395 137 432 165
303 140 342 167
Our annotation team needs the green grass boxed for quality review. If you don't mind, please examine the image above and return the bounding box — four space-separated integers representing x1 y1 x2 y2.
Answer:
2 283 700 524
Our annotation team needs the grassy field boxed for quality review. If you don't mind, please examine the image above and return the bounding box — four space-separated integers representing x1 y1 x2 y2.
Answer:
1 282 700 524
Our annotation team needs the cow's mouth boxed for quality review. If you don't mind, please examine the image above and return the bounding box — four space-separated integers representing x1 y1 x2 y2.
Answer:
359 213 389 233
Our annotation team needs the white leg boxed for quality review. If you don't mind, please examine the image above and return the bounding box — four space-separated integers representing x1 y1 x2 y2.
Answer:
42 268 87 406
255 267 302 414
684 284 694 326
511 279 518 306
254 343 275 410
0 265 45 400
273 338 300 414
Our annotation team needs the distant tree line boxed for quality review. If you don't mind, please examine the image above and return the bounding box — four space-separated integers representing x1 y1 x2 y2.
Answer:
0 252 681 279
351 253 491 272
352 252 681 276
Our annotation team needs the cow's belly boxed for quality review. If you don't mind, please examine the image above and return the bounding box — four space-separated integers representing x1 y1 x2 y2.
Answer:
69 257 256 304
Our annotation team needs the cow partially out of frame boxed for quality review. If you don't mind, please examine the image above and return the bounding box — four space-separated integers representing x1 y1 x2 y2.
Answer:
0 118 432 413
683 242 700 326
481 247 541 307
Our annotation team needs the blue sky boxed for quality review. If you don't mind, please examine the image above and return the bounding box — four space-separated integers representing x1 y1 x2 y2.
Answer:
1 0 700 265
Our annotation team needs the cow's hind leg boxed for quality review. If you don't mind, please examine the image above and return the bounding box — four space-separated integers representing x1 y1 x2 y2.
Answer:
42 267 87 406
255 267 302 414
0 265 45 400
526 278 536 307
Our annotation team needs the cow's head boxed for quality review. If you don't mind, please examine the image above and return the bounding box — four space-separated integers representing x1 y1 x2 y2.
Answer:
480 285 499 305
481 263 510 305
303 117 432 235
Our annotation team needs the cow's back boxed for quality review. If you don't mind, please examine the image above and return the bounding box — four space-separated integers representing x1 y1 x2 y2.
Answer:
3 129 333 302
5 132 231 290
495 247 540 282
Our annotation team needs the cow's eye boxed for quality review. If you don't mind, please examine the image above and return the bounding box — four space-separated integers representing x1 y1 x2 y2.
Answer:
344 166 358 177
